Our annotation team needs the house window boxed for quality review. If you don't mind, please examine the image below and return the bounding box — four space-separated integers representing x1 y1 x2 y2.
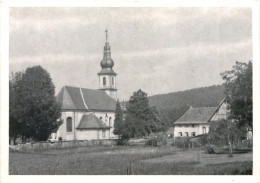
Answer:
103 77 106 86
185 125 189 127
203 127 206 134
179 132 182 136
66 117 72 132
191 132 196 137
192 124 195 128
102 130 106 138
185 132 189 137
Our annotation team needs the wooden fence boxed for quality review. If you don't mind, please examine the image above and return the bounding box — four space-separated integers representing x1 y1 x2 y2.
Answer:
9 139 116 152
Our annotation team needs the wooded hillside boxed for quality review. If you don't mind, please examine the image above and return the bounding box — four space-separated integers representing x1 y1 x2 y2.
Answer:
148 85 226 128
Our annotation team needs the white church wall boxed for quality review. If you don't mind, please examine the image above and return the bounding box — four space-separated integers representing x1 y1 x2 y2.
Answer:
57 111 76 140
94 111 117 139
76 129 98 140
56 110 117 140
76 129 110 140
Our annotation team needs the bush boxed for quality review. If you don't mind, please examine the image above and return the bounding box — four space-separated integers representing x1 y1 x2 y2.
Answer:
196 134 208 146
58 137 62 141
115 139 128 146
205 146 215 154
172 137 190 149
146 136 167 147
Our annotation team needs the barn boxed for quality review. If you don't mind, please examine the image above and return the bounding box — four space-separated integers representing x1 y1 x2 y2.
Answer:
173 96 231 138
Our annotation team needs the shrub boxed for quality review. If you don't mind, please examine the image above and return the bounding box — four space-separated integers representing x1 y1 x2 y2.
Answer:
196 134 208 146
205 146 215 154
115 139 128 146
58 137 62 141
172 137 190 149
146 136 167 147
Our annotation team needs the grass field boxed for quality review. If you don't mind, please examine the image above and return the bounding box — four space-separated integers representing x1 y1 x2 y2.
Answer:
9 145 252 175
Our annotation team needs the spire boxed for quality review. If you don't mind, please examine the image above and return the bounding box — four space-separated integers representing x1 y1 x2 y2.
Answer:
98 29 117 75
105 29 108 43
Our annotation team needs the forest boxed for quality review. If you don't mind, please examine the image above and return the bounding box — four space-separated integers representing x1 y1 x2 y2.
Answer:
148 85 226 128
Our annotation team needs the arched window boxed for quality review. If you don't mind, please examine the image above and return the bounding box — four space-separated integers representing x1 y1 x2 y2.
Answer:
109 117 112 127
103 77 106 86
66 117 72 132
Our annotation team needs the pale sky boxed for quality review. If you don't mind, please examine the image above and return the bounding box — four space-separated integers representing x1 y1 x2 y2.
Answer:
9 7 252 100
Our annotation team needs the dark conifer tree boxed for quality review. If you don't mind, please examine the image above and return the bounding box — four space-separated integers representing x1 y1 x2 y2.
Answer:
113 100 124 137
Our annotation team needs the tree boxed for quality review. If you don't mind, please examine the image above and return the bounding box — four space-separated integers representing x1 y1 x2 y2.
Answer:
113 100 124 137
221 61 252 132
146 106 163 135
9 66 62 142
208 119 247 157
121 89 163 139
9 72 23 144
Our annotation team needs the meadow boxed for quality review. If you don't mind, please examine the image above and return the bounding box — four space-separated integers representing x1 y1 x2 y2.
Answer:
9 145 252 175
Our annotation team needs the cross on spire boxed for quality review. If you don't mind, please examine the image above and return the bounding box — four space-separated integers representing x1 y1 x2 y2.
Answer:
105 29 108 42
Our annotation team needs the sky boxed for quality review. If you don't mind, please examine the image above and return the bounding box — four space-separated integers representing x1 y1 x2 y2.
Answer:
9 7 252 100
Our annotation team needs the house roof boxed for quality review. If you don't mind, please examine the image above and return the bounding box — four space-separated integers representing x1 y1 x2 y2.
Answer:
174 107 217 125
56 86 116 111
76 114 110 129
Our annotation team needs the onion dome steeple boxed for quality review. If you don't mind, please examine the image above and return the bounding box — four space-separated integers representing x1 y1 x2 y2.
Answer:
97 29 117 101
98 29 117 75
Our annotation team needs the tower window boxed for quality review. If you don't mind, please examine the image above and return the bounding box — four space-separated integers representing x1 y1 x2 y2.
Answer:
112 77 114 86
103 77 106 86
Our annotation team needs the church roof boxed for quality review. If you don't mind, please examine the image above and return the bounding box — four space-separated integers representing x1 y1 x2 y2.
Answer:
76 114 110 129
56 86 116 111
98 68 117 75
174 107 217 125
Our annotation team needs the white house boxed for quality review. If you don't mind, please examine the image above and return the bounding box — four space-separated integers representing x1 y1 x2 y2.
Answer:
52 30 119 141
173 96 231 138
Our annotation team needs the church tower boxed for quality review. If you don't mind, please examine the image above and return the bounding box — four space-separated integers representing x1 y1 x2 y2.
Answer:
98 30 117 100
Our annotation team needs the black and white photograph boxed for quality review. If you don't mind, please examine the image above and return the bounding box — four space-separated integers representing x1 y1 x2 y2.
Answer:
1 0 260 181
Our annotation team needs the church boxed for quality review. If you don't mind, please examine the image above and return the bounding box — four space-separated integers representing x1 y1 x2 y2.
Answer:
53 30 118 141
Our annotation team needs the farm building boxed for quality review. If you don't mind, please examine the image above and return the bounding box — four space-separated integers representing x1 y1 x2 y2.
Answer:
172 96 231 138
52 30 118 141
